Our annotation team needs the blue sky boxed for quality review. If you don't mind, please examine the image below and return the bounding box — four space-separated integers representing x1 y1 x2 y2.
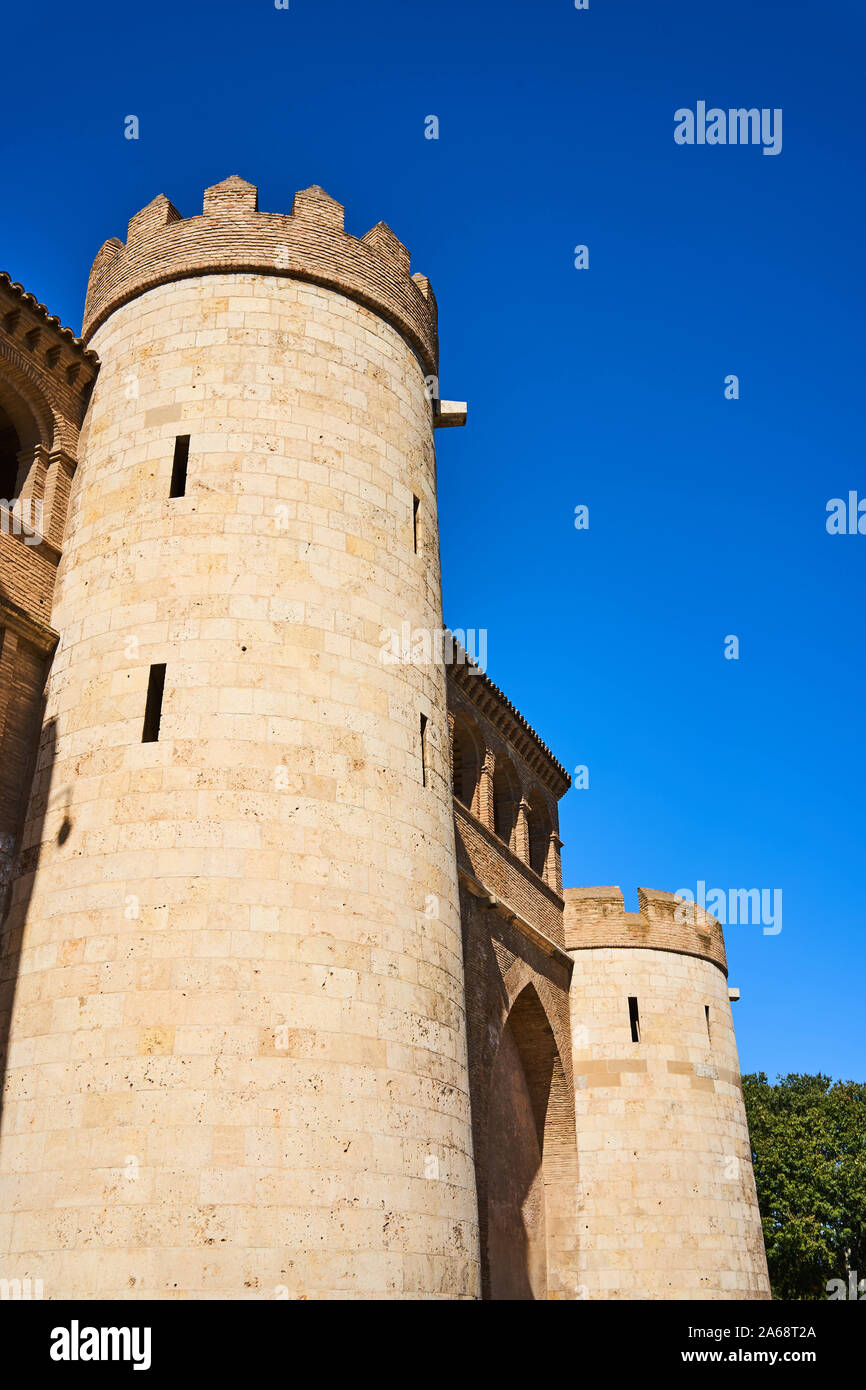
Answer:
3 0 863 1080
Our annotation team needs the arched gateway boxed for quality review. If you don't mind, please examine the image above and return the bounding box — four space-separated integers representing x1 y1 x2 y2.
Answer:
487 984 578 1300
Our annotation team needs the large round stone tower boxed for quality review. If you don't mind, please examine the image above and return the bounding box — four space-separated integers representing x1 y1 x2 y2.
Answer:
564 887 770 1299
0 177 479 1298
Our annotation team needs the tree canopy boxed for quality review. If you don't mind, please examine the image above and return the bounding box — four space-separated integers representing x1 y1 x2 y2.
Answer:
742 1072 866 1300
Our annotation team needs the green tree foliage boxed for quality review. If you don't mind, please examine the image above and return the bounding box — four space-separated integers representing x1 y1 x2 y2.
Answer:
742 1073 866 1300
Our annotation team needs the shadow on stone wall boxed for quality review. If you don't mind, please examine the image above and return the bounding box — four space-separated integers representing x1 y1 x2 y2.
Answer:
487 994 551 1298
0 714 56 1129
460 885 580 1300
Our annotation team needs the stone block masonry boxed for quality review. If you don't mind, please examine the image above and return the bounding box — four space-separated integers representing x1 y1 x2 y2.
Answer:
0 176 771 1301
0 178 479 1299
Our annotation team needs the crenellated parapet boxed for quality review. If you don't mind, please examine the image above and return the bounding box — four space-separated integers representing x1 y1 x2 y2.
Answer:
82 175 439 373
563 885 728 974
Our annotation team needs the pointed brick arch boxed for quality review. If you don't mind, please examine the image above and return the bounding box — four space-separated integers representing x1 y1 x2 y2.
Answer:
0 354 58 458
486 981 579 1300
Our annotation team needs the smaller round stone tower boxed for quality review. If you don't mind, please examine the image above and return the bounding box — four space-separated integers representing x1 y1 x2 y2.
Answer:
563 887 770 1300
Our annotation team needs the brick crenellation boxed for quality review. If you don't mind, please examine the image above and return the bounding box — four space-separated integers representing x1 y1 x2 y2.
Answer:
82 176 439 374
563 885 728 974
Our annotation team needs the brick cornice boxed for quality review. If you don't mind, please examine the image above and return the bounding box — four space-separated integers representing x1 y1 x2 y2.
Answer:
0 272 97 365
448 652 571 798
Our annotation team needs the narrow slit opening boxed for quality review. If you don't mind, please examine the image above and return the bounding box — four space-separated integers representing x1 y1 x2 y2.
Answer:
420 712 428 786
142 663 166 743
628 995 640 1043
170 435 190 498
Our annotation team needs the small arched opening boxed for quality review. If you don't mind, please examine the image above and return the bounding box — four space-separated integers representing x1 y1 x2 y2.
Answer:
492 754 519 850
0 403 22 502
527 791 552 881
0 371 52 509
451 714 482 814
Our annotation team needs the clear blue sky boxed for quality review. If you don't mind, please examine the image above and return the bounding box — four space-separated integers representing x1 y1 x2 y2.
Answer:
3 0 863 1080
